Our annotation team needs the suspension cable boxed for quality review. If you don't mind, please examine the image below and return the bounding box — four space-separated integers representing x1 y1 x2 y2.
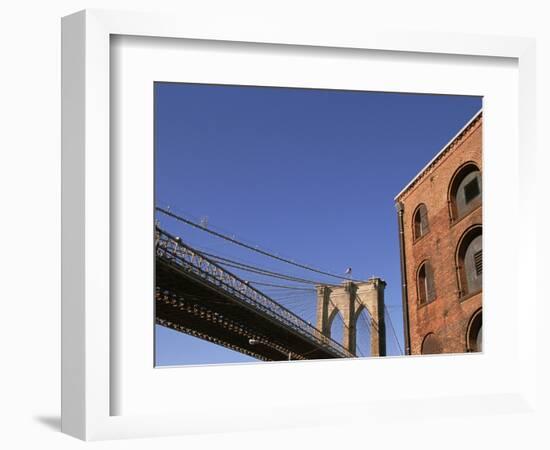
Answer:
156 206 367 283
245 280 317 291
212 260 323 285
385 305 404 355
199 250 337 286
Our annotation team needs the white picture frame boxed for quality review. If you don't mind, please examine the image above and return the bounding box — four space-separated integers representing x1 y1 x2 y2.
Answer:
61 9 538 441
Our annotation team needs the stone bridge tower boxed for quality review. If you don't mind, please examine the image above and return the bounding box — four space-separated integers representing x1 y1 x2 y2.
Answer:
316 279 386 356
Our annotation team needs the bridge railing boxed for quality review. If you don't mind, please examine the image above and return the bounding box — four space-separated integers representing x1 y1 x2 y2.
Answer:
155 227 354 358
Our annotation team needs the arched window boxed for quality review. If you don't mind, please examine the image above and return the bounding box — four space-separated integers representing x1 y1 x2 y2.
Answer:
456 226 482 297
413 204 429 240
466 309 482 352
421 333 441 354
449 163 482 221
417 260 436 305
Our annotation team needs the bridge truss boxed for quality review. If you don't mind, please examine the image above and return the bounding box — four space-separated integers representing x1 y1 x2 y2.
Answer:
155 227 354 361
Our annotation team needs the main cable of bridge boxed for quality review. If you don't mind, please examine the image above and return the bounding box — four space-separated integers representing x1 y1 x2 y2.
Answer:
156 206 368 283
197 250 337 286
242 280 316 292
167 241 325 290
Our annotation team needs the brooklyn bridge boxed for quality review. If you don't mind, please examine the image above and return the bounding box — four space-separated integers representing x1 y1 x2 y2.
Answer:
155 207 403 362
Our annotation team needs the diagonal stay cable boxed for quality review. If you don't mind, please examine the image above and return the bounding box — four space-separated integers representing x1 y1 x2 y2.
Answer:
212 260 324 286
246 280 317 291
157 206 367 283
198 249 336 286
384 305 404 355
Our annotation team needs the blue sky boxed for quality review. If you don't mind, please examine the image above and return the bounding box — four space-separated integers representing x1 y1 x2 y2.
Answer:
154 82 481 366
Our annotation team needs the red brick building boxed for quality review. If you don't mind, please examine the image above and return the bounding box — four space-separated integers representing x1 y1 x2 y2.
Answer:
395 111 482 355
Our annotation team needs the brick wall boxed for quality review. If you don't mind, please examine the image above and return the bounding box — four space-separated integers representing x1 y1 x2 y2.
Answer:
396 113 482 355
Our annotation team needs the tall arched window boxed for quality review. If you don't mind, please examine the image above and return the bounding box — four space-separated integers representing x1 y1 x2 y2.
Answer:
449 163 482 221
413 204 429 240
417 260 436 305
421 333 441 354
466 309 483 352
456 226 482 297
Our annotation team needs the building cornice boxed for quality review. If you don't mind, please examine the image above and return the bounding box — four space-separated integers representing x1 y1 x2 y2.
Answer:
394 109 483 202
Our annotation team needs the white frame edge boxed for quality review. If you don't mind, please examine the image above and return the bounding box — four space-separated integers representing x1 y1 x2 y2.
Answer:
61 9 537 441
61 10 86 440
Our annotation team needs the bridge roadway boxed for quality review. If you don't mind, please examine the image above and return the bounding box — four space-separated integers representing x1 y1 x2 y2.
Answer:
155 228 354 361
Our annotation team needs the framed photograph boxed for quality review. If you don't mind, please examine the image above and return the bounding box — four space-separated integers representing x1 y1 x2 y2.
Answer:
62 9 537 441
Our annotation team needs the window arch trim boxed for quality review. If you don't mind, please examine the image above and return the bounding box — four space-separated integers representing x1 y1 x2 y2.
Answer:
421 332 442 355
455 224 483 299
412 203 430 241
416 259 436 305
447 161 482 223
465 308 483 352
